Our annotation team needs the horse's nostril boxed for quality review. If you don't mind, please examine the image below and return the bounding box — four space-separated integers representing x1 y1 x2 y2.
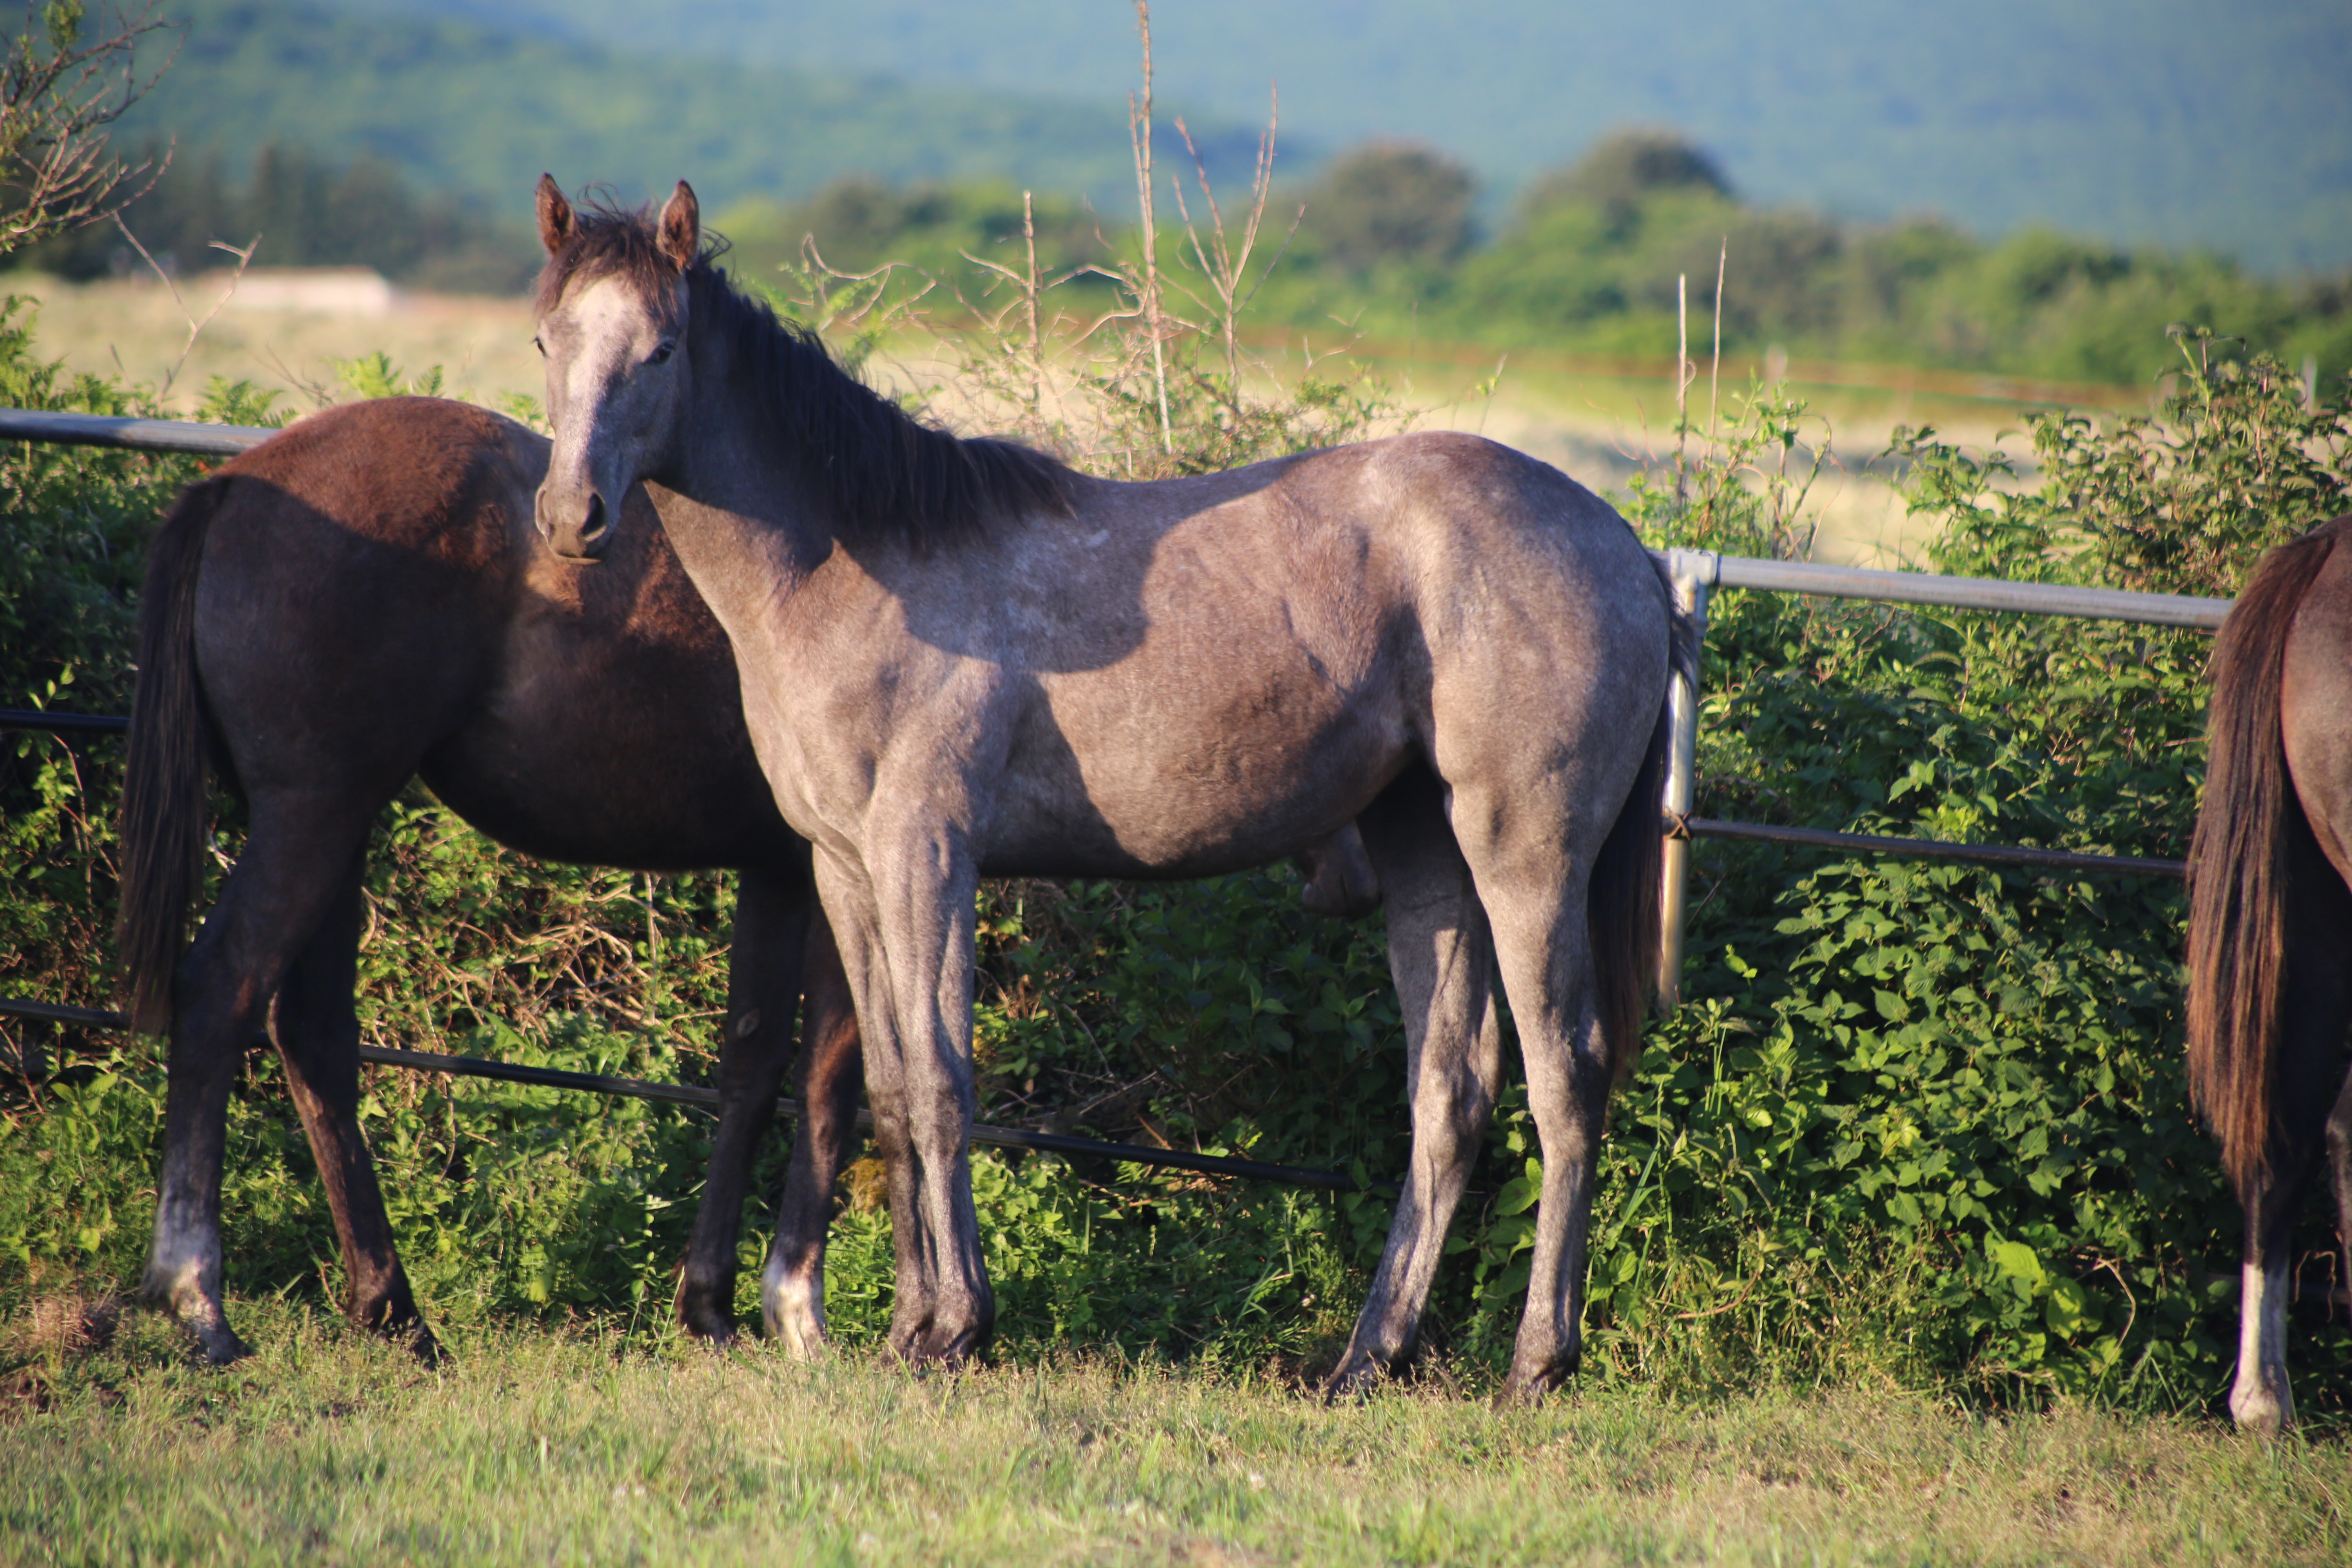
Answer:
579 493 608 541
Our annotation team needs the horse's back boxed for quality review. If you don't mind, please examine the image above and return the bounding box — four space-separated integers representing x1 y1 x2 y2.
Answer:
858 429 1668 878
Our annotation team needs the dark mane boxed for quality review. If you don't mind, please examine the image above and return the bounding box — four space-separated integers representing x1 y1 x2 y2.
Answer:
535 199 1077 546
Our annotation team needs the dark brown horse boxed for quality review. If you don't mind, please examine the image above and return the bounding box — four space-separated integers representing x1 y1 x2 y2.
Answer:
2187 512 2352 1433
116 396 869 1362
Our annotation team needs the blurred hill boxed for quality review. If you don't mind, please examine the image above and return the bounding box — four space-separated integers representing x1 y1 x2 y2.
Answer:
90 0 1271 219
341 0 2352 273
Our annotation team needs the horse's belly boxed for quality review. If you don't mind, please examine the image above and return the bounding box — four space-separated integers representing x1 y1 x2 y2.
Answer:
987 667 1405 876
422 705 793 874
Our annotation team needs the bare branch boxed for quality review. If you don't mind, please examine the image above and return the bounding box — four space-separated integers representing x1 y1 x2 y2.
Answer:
114 216 258 399
0 2 180 255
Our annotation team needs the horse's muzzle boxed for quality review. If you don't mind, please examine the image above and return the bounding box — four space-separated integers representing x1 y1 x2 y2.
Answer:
536 485 610 561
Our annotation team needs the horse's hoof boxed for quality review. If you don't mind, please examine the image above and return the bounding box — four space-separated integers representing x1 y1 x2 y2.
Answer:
140 1272 250 1365
918 1330 985 1370
762 1270 831 1360
191 1319 254 1366
1321 1360 1383 1403
1490 1379 1547 1412
676 1301 738 1347
2229 1376 2294 1435
889 1320 986 1370
147 1294 252 1365
1497 1356 1570 1409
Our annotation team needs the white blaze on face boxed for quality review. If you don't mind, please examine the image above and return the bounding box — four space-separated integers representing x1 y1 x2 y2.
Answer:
541 272 687 514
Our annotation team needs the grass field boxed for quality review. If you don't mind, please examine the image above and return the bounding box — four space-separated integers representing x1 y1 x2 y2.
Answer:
2 1298 2344 1567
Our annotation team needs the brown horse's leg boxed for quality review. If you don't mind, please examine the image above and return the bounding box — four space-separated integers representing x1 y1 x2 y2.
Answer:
2326 1067 2352 1336
2234 860 2352 1432
675 863 815 1343
762 913 866 1355
271 850 434 1358
143 799 374 1364
1328 771 1502 1397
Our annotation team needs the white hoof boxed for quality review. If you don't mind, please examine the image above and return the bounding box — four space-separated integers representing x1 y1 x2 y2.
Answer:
762 1260 830 1361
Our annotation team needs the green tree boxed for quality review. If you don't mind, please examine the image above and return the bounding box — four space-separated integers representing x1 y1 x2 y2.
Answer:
1297 142 1476 276
1521 127 1732 222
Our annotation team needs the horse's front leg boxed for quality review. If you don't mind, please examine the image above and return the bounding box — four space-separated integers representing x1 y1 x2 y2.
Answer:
676 861 813 1344
812 834 993 1366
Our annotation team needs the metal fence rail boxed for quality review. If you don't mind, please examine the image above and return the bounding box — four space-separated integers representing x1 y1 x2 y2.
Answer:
1679 548 2234 631
0 408 274 457
1649 546 2224 1004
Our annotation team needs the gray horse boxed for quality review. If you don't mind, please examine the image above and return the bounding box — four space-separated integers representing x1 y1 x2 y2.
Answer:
529 178 1679 1400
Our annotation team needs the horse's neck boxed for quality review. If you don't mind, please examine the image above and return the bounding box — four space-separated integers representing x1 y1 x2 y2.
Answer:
644 479 807 630
645 401 825 652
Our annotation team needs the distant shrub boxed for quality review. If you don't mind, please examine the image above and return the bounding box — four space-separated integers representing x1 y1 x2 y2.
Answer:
1521 128 1734 220
1295 143 1478 276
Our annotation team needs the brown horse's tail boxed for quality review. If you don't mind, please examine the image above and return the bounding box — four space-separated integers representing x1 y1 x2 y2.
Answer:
117 476 228 1034
2186 515 2352 1197
1588 599 1689 1083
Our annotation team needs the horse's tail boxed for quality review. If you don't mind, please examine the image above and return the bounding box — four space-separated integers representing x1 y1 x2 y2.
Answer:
1588 595 1689 1083
117 476 228 1035
2186 515 2352 1197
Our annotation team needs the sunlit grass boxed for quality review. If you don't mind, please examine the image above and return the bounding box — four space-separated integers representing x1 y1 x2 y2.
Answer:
3 1297 2343 1566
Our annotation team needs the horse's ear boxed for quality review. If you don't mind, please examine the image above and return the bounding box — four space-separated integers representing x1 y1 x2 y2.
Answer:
536 174 573 256
657 180 700 271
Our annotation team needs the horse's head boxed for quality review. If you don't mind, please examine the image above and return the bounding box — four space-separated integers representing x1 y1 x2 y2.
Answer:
530 175 698 561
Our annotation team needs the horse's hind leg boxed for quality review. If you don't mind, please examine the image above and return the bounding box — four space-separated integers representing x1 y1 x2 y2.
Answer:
1441 766 1626 1404
143 797 376 1363
1327 769 1504 1396
2233 862 2352 1432
270 849 434 1358
675 863 813 1343
762 913 866 1356
2326 1063 2352 1340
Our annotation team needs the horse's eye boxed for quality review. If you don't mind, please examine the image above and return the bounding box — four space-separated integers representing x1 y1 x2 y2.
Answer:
649 341 676 366
531 336 545 356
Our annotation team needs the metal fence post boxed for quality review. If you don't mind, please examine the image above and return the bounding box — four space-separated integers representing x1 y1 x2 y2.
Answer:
1657 549 1716 1010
